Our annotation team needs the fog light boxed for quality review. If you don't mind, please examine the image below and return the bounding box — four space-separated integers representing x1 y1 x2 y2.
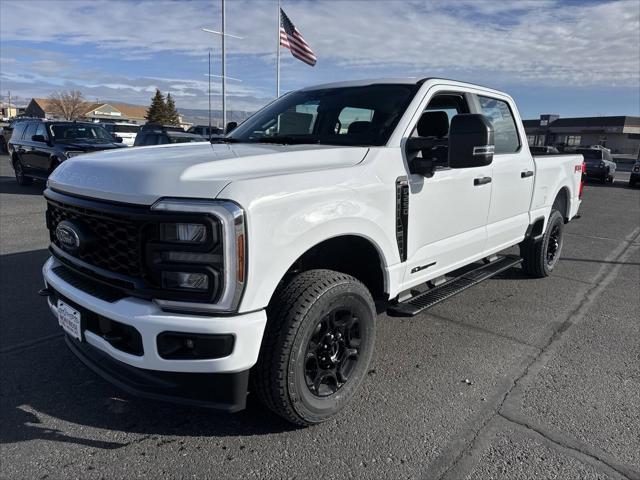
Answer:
157 332 235 359
162 271 209 290
160 223 209 243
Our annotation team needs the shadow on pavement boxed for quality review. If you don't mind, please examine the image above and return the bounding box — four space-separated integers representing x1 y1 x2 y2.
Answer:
557 257 640 266
0 178 46 196
583 180 632 190
0 250 296 452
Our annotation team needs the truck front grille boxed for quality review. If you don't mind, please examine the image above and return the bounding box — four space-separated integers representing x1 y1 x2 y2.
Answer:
47 199 144 278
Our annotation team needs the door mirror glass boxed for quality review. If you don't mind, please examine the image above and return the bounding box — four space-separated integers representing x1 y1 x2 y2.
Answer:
448 114 494 168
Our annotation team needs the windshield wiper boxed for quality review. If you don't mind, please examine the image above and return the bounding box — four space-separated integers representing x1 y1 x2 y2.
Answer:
250 136 320 145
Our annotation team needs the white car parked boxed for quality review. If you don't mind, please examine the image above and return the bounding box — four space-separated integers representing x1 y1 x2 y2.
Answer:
41 78 584 425
101 122 140 146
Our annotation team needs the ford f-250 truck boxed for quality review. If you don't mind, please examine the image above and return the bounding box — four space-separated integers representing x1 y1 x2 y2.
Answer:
40 78 584 426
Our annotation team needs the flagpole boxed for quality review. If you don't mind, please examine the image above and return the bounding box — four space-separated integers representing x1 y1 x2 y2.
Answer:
221 0 227 129
276 0 280 98
208 50 212 136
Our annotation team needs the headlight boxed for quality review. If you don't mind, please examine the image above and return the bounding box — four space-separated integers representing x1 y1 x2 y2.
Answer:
65 151 83 158
162 271 210 290
150 199 246 314
160 223 209 243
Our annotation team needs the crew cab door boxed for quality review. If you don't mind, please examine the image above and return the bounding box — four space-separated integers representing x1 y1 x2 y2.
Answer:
474 95 534 251
30 123 53 173
402 91 493 285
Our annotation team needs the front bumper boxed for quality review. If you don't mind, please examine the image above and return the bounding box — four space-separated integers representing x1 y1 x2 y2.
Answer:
43 256 267 410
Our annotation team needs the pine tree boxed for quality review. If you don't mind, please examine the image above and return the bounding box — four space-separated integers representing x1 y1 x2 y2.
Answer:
165 93 180 125
146 89 166 124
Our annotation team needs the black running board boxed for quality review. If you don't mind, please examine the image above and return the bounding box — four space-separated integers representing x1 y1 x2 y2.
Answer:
387 255 523 317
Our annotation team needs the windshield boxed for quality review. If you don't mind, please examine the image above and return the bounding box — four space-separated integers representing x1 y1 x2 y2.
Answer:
49 124 113 142
227 84 419 146
168 134 204 144
104 124 140 133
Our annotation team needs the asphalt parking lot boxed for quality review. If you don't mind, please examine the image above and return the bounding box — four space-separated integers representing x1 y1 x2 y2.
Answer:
0 154 638 480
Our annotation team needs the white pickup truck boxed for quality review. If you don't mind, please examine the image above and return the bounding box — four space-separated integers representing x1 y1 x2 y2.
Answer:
41 78 584 425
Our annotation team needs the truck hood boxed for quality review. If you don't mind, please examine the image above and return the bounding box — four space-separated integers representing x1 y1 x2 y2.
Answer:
48 142 369 205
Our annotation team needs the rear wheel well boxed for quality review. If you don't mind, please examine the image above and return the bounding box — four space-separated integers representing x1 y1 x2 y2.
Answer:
552 187 569 222
276 236 386 301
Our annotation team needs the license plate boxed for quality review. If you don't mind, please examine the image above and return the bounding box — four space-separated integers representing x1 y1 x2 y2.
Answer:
57 300 82 341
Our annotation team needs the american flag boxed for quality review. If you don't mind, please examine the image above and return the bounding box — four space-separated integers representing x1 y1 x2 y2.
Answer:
279 8 317 66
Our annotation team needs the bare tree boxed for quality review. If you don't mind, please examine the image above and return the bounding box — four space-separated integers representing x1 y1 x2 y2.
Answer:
47 90 89 120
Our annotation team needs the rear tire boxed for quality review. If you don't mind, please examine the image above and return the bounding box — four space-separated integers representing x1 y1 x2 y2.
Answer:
13 158 33 186
253 269 376 426
520 209 564 278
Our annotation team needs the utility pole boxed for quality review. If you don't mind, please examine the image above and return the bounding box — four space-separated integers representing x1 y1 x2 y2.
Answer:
208 50 212 134
221 0 226 129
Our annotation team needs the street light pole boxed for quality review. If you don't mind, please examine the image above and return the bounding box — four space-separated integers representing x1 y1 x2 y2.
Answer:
221 0 226 129
208 50 212 136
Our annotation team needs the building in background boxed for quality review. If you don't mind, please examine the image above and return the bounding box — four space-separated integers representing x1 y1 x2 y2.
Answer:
523 115 640 155
1 103 25 120
25 98 148 124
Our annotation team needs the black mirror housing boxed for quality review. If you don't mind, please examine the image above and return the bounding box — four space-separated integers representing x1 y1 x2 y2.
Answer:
32 134 46 143
225 121 238 134
449 114 494 168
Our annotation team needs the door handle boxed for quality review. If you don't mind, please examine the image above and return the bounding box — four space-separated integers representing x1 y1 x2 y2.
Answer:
521 170 534 178
474 176 492 186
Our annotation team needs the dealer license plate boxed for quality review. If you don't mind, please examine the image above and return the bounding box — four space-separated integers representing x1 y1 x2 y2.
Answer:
57 300 82 341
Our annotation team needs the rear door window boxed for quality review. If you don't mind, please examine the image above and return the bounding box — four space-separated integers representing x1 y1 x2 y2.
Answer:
35 123 47 141
477 96 520 154
23 123 37 141
11 122 27 141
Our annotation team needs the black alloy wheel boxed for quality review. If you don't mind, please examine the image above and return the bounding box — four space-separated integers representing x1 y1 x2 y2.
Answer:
304 307 361 397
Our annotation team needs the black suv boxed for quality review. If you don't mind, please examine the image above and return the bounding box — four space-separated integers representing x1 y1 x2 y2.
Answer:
134 124 205 146
187 125 223 138
8 120 126 185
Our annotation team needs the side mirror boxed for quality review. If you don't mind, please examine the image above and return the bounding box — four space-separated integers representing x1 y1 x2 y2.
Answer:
225 121 237 134
448 114 494 168
32 134 46 143
114 136 123 143
405 137 436 176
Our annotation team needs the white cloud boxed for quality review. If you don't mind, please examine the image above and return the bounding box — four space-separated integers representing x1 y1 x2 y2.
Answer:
0 0 638 114
1 0 638 87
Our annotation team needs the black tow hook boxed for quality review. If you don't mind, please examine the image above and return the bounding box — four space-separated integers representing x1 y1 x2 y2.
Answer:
38 287 54 297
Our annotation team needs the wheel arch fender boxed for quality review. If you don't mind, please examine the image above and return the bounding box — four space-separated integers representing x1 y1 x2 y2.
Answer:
239 219 396 313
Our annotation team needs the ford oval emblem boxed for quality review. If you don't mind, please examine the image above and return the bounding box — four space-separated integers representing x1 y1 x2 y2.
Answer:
55 221 81 252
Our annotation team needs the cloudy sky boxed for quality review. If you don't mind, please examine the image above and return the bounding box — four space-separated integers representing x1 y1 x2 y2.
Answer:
1 0 639 119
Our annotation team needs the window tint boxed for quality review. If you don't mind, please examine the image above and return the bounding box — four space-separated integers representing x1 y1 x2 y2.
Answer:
11 122 27 141
576 149 603 160
477 96 520 154
35 123 47 140
112 124 140 133
337 107 374 134
23 123 38 140
228 84 419 146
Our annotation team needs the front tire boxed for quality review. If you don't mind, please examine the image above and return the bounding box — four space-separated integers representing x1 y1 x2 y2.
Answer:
13 158 33 186
253 269 376 426
520 209 564 278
